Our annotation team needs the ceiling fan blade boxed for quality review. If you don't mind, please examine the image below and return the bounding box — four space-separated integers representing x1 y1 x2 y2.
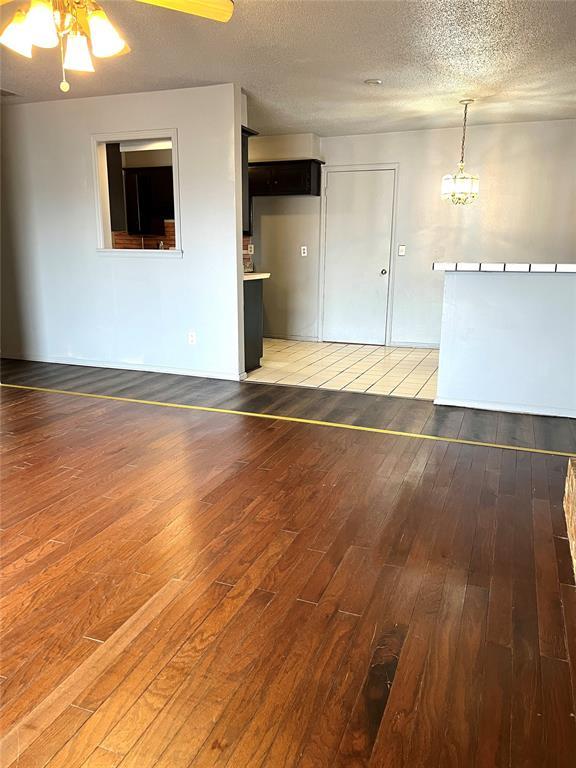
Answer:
133 0 234 22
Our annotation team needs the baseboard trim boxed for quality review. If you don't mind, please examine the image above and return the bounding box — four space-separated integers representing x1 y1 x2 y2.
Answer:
1 353 244 383
265 334 319 342
390 341 439 349
434 396 576 419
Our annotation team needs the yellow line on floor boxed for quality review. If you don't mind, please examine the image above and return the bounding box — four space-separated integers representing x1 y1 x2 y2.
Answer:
1 382 574 459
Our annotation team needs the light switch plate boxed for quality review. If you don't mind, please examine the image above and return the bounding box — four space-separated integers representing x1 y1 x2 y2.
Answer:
398 245 406 256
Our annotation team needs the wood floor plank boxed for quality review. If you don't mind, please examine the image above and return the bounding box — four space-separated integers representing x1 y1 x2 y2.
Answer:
3 357 574 454
561 584 576 715
260 610 358 768
510 577 544 767
554 536 575 586
486 494 515 647
80 746 124 767
533 498 568 659
103 589 275 768
4 705 94 768
475 642 512 768
400 568 468 767
366 565 446 767
1 580 186 767
541 655 576 767
191 600 318 767
1 381 574 768
334 623 406 765
439 584 489 767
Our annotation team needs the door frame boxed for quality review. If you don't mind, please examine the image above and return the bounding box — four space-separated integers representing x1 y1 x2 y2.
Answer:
318 163 399 346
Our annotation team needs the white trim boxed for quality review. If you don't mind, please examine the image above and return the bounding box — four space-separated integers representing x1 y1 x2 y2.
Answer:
3 353 244 382
390 340 439 349
91 128 184 257
433 396 576 419
97 249 183 259
318 162 399 345
265 333 320 342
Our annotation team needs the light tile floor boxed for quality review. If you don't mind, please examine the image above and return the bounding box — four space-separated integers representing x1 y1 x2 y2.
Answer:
246 338 439 400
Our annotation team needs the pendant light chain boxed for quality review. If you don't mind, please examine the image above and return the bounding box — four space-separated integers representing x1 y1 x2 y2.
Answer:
441 99 479 205
460 101 468 166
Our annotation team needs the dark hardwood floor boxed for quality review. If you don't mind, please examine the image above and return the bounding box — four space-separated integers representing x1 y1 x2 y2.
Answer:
1 359 575 455
1 382 575 767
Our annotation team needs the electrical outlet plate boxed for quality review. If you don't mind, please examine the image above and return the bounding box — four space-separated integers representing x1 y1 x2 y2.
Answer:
301 246 308 257
248 244 255 255
187 330 196 345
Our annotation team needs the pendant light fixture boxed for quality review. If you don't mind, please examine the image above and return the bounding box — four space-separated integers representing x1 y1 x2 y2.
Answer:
441 99 480 206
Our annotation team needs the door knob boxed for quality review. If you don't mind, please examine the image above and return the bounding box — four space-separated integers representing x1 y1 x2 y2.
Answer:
380 268 387 275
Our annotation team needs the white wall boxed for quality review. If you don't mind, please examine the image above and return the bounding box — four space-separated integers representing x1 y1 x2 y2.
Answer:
249 133 322 162
248 132 323 340
321 119 576 346
253 196 321 340
122 149 173 168
1 84 246 379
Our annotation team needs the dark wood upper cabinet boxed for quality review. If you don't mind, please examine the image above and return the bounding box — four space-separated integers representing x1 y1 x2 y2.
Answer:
248 159 324 197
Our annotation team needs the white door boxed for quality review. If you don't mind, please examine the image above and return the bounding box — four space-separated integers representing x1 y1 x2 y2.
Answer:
322 169 395 344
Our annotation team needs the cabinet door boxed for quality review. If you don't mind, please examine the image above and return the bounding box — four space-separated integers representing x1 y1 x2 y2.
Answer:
249 161 322 197
269 162 311 195
248 165 273 196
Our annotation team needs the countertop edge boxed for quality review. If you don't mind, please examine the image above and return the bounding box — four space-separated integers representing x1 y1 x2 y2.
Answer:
433 262 576 274
243 272 271 281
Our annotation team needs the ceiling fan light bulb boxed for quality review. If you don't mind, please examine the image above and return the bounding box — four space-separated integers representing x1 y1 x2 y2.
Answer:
0 10 33 58
64 32 95 72
27 0 58 49
88 8 126 58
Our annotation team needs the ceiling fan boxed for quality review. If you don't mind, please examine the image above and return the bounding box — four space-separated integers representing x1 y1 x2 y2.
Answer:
0 0 234 92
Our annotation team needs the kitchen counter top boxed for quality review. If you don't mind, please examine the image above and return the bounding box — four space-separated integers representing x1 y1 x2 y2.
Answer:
433 262 576 273
243 272 271 281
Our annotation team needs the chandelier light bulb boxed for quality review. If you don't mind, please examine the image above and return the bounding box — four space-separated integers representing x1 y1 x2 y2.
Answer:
26 0 58 49
88 7 126 58
0 10 33 58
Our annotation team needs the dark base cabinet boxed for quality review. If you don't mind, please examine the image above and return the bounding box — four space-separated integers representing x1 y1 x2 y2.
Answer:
244 279 264 372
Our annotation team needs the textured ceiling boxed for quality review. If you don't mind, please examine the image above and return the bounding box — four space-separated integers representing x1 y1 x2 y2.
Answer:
1 0 575 135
